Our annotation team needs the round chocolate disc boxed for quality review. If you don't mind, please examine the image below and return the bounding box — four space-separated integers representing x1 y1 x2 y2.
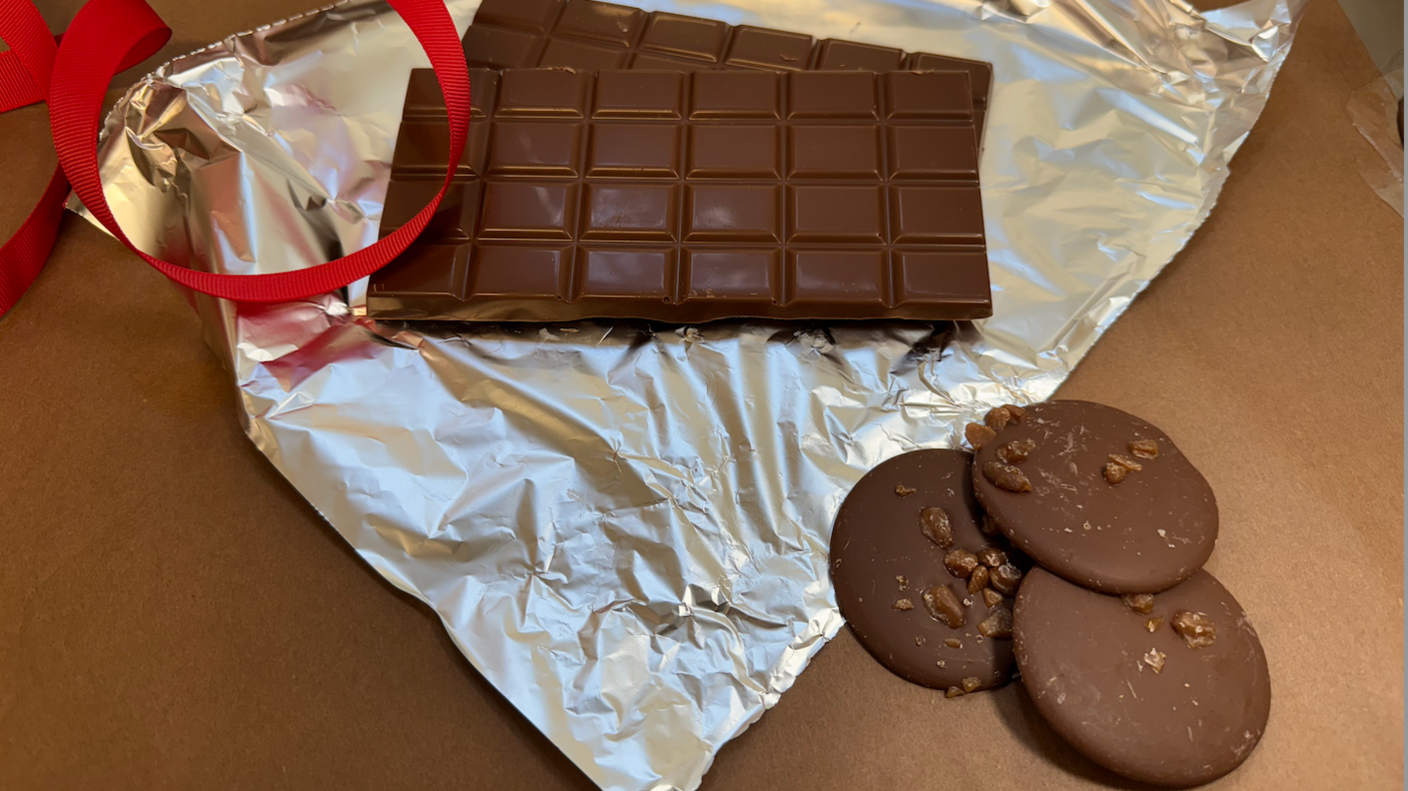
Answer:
831 449 1020 693
971 400 1217 594
1014 567 1271 787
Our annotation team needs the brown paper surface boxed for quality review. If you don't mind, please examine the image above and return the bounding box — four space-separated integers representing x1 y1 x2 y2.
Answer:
1 0 1402 787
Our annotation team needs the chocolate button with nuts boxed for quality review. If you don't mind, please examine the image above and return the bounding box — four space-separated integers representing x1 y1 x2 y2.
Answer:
830 449 1020 693
971 401 1219 594
1013 568 1270 788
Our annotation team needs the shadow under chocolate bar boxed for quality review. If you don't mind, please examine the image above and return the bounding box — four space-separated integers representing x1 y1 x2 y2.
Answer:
464 0 992 141
368 68 991 323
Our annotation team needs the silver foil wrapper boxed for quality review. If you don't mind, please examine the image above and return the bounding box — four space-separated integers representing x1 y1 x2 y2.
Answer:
78 0 1305 788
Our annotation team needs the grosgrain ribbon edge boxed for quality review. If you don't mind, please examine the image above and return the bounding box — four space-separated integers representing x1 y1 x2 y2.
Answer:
0 0 63 315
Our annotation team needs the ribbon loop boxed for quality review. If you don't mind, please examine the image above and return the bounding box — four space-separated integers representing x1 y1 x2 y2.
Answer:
0 0 471 316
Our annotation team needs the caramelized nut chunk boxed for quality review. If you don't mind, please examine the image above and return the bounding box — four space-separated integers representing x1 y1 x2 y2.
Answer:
922 585 967 629
1109 454 1143 472
946 686 966 698
1171 610 1218 649
968 566 990 594
920 507 954 549
944 549 981 579
966 422 998 451
1004 404 1027 423
1143 648 1167 674
915 636 926 646
1129 439 1160 459
978 607 1014 639
1145 617 1164 633
984 462 1033 493
893 598 914 611
944 638 963 649
997 438 1037 465
896 575 909 591
962 677 983 693
979 514 1001 536
1122 593 1156 614
982 589 1005 608
989 563 1024 596
977 547 1008 568
985 406 1014 431
895 484 917 497
1104 462 1128 484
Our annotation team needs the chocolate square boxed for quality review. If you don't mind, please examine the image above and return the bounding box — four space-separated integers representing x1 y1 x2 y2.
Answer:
540 37 629 71
389 120 490 179
789 250 889 307
789 126 882 180
578 248 679 300
816 40 905 71
380 180 481 241
893 250 992 308
587 124 681 178
372 244 471 299
555 0 646 46
480 182 578 240
788 71 879 119
488 121 583 178
460 25 546 69
885 71 973 121
403 69 499 120
593 71 685 119
887 126 980 181
890 186 985 244
725 26 815 71
789 185 885 244
684 250 779 302
630 52 713 71
473 0 563 34
471 246 572 300
687 125 781 179
690 71 781 120
496 69 589 118
582 184 681 242
684 185 783 243
639 13 730 62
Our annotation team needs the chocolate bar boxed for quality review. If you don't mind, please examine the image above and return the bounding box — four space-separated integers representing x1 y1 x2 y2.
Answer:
368 67 990 323
462 0 992 141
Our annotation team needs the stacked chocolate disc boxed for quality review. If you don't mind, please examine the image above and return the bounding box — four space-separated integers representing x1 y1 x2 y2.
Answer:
830 401 1272 788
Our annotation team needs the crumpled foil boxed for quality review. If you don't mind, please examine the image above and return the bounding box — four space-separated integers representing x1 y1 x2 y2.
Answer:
77 0 1306 788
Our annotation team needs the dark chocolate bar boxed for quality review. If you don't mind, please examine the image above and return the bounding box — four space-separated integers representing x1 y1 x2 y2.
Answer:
463 0 992 141
367 67 990 323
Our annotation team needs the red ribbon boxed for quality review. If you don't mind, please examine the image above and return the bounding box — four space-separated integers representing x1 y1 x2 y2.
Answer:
0 0 470 316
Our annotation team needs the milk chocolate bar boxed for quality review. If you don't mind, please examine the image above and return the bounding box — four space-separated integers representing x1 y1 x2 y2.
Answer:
463 0 993 140
367 67 991 323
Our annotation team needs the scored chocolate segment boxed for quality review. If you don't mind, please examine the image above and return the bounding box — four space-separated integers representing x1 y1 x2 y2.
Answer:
370 67 988 322
463 0 992 139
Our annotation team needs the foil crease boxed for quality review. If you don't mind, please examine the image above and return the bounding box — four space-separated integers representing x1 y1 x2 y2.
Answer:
78 0 1305 788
